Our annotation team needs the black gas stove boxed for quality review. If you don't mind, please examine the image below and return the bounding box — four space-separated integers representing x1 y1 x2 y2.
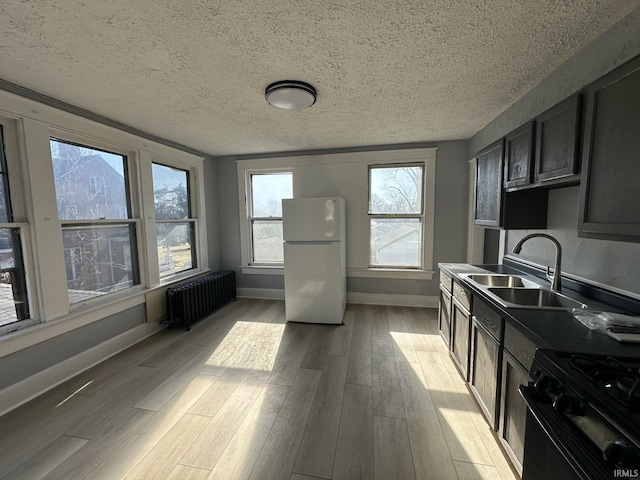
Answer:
521 349 640 480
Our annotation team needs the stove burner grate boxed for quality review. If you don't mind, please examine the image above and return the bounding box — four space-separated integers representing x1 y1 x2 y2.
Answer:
570 354 640 408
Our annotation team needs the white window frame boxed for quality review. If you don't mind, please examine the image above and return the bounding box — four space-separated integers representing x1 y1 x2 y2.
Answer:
0 117 35 335
151 161 198 282
236 149 436 280
0 88 206 348
237 166 292 274
49 134 141 309
367 162 426 269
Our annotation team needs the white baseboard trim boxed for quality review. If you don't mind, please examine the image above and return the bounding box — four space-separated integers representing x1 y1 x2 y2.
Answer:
237 288 285 300
0 322 164 417
237 287 438 308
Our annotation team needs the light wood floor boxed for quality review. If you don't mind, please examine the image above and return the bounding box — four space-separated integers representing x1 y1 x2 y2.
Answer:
0 299 519 480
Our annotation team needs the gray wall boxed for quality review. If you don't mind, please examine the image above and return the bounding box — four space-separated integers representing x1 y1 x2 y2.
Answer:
203 157 221 271
215 140 470 297
470 5 640 156
471 5 640 297
0 304 145 390
506 188 640 296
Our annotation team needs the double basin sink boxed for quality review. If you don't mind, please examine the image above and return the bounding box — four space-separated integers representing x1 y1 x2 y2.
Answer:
461 274 588 311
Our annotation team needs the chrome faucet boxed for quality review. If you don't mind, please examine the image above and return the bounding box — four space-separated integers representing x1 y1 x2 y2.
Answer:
512 233 562 292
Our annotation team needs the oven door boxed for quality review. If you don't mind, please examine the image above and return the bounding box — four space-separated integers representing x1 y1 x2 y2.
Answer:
519 385 614 480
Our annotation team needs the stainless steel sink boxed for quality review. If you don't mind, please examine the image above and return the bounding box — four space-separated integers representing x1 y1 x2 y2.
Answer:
487 288 588 310
464 274 540 288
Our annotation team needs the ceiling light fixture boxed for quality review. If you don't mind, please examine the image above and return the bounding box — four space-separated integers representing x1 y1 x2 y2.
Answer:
265 80 316 110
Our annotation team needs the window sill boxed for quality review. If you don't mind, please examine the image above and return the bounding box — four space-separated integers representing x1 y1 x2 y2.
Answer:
240 265 284 275
157 268 207 287
347 268 435 280
239 265 434 280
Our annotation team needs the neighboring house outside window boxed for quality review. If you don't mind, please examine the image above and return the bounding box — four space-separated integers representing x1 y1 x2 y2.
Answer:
89 175 107 197
0 124 29 327
50 138 139 304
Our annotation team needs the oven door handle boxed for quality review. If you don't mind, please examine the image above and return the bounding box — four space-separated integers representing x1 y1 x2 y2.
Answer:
519 385 594 480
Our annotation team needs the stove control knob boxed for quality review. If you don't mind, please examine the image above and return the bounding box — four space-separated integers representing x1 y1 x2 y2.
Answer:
534 375 561 395
552 393 585 415
603 440 631 466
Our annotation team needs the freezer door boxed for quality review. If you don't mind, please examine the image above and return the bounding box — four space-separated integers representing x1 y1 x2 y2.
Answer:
282 197 343 242
284 241 346 324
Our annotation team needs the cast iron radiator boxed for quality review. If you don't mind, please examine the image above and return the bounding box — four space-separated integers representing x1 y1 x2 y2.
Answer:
165 270 236 331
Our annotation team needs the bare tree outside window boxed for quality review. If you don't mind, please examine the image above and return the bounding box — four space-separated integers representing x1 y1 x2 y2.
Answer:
249 172 292 264
152 163 195 279
369 164 424 268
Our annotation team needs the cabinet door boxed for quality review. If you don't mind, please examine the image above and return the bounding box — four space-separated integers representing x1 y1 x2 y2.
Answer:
579 56 640 242
534 94 582 184
474 139 504 228
499 351 530 476
470 318 501 431
504 122 534 189
438 286 452 347
451 297 471 381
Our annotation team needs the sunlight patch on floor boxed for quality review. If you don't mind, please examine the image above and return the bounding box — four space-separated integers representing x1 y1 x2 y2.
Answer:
203 321 286 372
56 380 93 408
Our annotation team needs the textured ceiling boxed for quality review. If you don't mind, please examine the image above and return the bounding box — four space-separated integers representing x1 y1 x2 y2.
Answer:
1 1 639 156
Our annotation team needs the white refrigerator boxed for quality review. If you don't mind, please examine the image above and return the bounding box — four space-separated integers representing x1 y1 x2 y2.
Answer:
282 196 346 324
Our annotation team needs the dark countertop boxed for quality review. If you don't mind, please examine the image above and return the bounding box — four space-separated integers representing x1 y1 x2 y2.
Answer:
439 262 640 357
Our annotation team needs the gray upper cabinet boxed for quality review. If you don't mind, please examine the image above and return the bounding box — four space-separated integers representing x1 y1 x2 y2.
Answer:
534 94 582 185
475 139 548 230
579 55 640 242
504 122 534 189
475 140 504 228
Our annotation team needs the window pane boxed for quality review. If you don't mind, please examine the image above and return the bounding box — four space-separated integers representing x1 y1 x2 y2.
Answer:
157 222 195 279
50 139 129 220
62 224 139 303
252 220 283 263
152 164 190 220
370 218 421 267
0 228 29 325
369 165 423 214
0 179 8 223
251 173 292 217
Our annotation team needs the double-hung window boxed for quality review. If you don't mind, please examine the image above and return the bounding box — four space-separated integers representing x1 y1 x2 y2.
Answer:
248 172 292 265
0 125 29 326
152 163 196 280
50 138 139 304
368 163 425 268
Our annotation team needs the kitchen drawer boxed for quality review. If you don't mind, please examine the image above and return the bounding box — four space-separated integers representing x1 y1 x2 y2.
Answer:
440 270 453 294
453 280 472 312
504 322 537 372
473 297 504 342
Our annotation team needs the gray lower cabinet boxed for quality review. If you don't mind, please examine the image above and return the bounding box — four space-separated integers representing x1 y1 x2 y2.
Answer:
438 271 453 346
438 286 452 347
499 351 531 476
499 321 539 476
451 296 471 381
470 317 502 431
